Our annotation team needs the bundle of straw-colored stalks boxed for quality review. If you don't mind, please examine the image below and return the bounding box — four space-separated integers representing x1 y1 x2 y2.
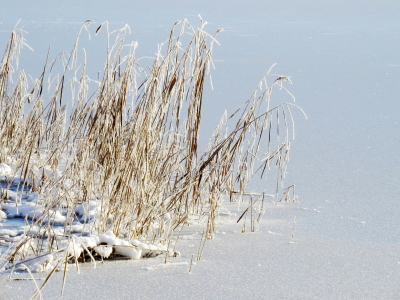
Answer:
0 17 304 282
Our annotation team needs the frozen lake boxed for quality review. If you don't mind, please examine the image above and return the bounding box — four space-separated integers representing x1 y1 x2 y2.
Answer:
1 0 399 298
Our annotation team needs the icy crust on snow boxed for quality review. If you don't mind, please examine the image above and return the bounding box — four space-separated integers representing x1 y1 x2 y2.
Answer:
11 232 178 273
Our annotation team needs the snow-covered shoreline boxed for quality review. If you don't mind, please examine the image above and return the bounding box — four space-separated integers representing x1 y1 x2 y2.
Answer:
2 203 400 299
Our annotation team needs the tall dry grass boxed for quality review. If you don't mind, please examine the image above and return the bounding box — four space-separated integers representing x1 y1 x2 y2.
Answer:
0 17 303 274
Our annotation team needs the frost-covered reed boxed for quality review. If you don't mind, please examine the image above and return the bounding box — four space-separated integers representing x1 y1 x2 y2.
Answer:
0 17 302 282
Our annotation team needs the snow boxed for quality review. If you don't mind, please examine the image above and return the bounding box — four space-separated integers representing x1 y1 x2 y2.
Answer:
2 210 400 298
0 229 19 237
1 202 67 224
75 200 106 222
113 244 142 260
93 245 113 258
1 0 400 299
29 254 55 273
0 164 12 175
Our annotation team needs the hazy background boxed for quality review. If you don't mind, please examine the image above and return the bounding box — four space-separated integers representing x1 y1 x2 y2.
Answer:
1 0 399 246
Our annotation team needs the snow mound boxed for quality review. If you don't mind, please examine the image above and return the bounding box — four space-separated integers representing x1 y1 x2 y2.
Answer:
0 210 6 220
8 232 180 274
93 245 113 258
68 232 178 261
1 202 67 224
0 163 12 175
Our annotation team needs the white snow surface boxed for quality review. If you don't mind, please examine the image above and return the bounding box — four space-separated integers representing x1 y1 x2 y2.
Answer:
1 0 400 299
2 209 400 299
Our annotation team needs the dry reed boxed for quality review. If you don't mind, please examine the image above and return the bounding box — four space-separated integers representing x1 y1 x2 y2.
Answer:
0 17 304 281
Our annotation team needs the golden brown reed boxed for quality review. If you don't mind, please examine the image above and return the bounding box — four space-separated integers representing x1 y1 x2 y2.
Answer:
0 17 303 279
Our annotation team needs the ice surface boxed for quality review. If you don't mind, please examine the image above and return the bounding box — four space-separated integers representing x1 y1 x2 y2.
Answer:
3 210 400 299
1 0 399 298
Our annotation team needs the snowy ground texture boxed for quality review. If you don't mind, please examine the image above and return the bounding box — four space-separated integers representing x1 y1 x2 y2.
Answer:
2 206 400 299
1 0 400 299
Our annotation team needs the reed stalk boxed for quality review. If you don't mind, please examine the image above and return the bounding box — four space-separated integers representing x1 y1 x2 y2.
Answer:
0 17 304 279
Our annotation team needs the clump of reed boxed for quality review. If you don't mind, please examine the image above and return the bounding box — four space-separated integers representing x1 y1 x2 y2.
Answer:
0 17 303 276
